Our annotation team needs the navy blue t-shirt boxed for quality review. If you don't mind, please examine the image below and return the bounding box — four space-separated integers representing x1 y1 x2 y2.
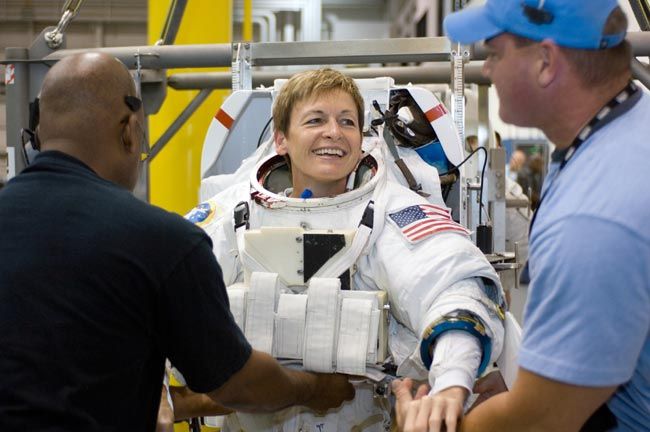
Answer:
0 151 251 431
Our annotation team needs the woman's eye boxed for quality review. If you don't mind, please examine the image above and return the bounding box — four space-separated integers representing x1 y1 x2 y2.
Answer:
306 118 322 125
341 118 356 126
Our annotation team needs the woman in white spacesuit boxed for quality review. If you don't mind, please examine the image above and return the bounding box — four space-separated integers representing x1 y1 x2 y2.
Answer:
189 68 506 432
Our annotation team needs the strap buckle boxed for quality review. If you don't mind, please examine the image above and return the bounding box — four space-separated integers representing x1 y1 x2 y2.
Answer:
233 201 250 230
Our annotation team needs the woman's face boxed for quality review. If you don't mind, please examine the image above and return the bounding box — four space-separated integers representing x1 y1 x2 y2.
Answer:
274 90 362 197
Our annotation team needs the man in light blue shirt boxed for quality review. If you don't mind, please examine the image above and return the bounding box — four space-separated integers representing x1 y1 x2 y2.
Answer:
393 1 650 431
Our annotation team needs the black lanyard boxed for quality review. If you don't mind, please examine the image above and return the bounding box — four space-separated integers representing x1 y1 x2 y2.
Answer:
521 81 641 284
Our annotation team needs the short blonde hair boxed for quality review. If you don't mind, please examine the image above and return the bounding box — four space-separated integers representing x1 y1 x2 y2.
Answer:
272 68 365 135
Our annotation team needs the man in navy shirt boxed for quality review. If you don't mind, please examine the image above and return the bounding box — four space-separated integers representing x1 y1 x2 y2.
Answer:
0 52 353 431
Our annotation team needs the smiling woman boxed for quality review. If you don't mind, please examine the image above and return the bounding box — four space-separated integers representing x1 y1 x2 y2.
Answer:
271 68 365 198
273 90 363 198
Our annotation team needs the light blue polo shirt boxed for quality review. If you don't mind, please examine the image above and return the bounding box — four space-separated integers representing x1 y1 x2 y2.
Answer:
521 90 650 431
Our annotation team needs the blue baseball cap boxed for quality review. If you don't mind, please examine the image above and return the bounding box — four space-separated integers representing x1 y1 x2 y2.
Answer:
444 0 626 50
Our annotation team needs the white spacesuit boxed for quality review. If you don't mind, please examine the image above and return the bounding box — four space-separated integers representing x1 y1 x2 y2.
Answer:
187 140 506 432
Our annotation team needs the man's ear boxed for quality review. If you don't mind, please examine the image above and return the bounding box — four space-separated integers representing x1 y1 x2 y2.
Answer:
34 125 41 151
537 39 560 88
121 117 138 155
120 120 134 153
274 130 288 155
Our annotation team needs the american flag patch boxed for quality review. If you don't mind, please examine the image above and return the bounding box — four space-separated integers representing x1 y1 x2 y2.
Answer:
388 204 470 244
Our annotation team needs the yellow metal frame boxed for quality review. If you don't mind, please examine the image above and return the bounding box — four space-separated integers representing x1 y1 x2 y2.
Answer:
148 0 233 216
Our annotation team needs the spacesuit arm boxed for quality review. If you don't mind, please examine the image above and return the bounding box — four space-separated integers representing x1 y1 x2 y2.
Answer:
419 277 504 390
428 330 481 394
370 221 505 388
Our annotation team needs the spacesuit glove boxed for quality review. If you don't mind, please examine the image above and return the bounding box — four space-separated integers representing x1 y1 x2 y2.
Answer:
301 372 355 413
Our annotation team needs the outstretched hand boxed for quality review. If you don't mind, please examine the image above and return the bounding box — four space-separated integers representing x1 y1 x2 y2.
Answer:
393 379 467 432
304 373 355 412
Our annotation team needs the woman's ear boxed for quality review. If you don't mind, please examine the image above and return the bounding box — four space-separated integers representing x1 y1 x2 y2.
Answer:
274 130 288 155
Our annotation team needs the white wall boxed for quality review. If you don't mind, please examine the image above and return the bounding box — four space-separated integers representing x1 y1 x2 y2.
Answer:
324 8 389 41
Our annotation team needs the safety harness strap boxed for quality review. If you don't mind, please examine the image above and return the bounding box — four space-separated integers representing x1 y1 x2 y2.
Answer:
243 272 278 354
274 293 308 359
303 278 340 373
313 200 374 279
337 297 373 375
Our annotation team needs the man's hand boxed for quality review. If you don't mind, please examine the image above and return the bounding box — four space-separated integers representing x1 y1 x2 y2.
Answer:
170 385 233 420
155 384 174 432
209 350 354 413
469 370 507 411
303 373 355 412
393 380 467 432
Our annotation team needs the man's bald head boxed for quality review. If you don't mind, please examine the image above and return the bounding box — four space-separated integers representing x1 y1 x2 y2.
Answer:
38 53 144 190
39 52 137 146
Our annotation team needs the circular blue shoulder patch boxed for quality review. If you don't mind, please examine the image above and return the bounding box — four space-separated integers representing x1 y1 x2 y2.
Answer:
187 202 212 224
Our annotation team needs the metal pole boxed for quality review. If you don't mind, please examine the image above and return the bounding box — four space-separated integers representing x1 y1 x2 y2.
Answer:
249 37 452 66
450 43 468 145
43 44 232 69
147 89 212 162
159 0 188 45
621 31 649 55
39 37 452 69
167 63 491 90
243 0 253 42
631 58 650 89
4 48 30 177
3 32 647 69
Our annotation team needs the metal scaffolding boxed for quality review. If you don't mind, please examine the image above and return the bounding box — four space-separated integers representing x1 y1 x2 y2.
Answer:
3 29 650 183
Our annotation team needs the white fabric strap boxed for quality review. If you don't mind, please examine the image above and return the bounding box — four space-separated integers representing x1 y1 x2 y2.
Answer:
244 272 278 354
364 164 388 255
303 278 341 373
240 249 269 280
313 223 372 279
341 290 384 364
336 297 373 375
222 208 242 262
367 308 380 363
274 293 308 359
226 286 247 330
